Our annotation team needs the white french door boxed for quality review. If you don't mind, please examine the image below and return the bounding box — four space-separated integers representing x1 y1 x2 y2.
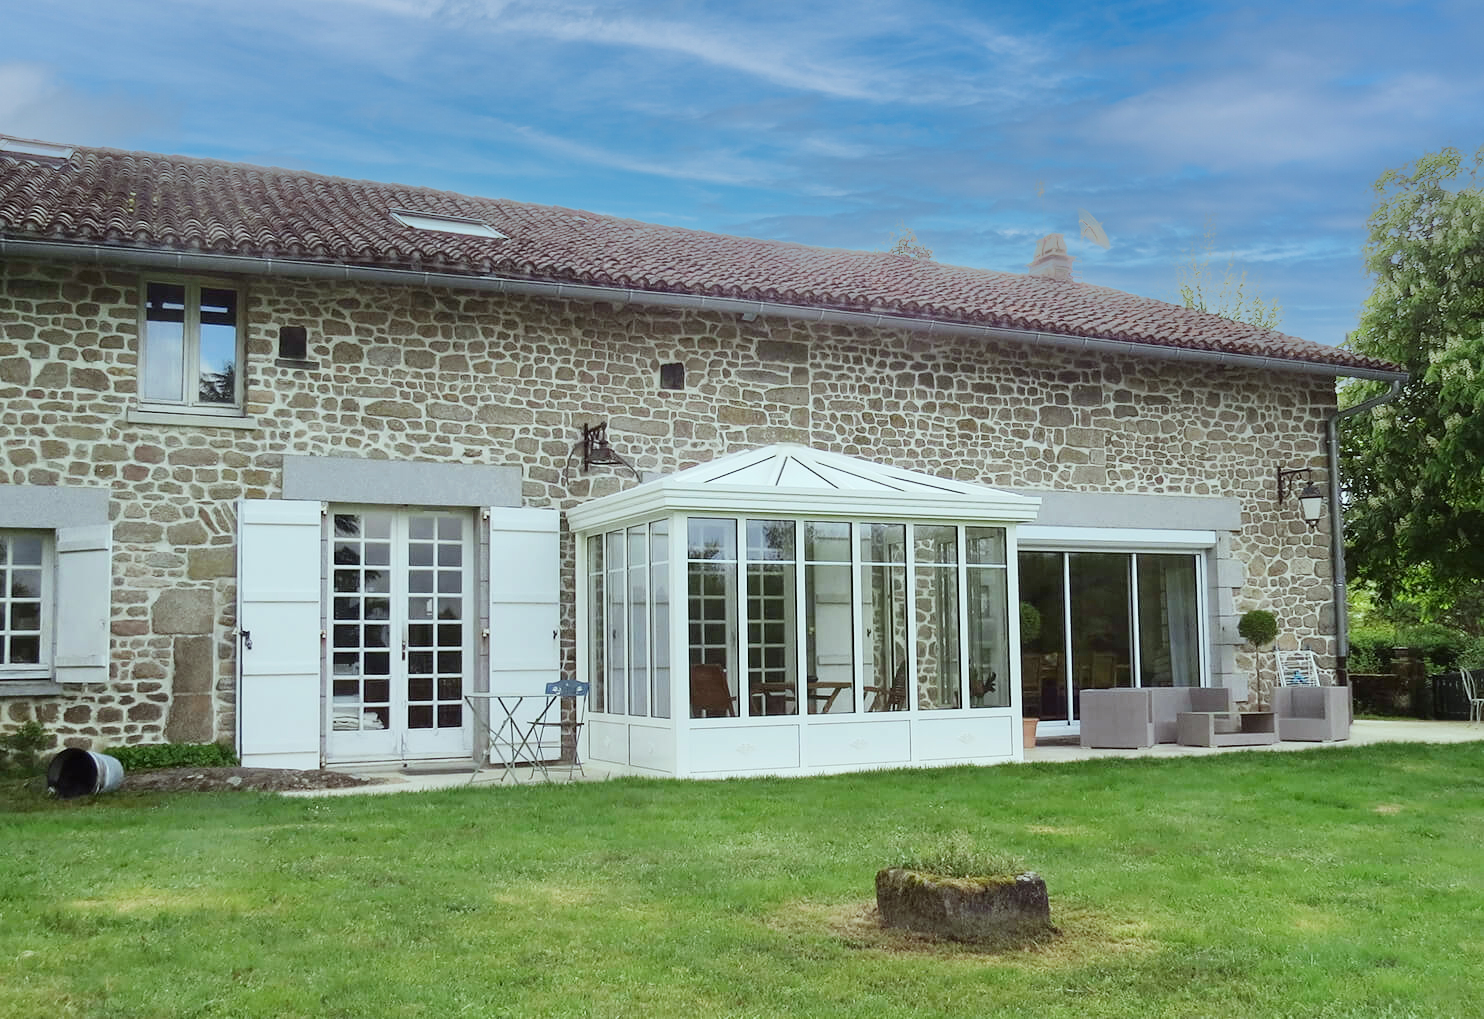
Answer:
326 507 474 763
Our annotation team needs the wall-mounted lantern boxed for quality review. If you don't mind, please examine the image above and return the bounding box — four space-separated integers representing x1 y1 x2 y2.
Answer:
564 422 640 482
1276 467 1324 530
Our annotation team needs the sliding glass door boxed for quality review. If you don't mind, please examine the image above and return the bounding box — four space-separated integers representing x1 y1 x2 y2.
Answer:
1018 552 1067 722
1069 553 1133 704
1137 554 1201 688
1018 550 1203 725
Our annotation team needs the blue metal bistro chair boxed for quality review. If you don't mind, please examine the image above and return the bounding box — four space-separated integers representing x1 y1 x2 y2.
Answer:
530 678 590 781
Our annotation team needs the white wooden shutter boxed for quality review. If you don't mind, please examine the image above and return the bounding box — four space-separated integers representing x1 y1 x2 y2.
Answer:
54 524 112 685
488 508 561 757
237 499 322 769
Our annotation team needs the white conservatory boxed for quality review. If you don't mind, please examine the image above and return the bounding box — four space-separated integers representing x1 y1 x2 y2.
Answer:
566 445 1041 778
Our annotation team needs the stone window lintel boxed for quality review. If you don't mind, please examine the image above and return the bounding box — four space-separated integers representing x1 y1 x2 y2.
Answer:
0 680 64 697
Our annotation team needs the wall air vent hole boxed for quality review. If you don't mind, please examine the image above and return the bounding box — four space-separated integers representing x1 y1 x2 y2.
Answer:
278 325 308 360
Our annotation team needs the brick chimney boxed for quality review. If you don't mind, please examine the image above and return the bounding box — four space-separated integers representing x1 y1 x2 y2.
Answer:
1028 233 1076 281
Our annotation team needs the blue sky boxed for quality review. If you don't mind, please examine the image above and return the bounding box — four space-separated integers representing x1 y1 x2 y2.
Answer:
2 0 1479 346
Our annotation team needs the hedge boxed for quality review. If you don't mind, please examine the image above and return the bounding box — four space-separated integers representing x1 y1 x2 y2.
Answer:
103 742 238 771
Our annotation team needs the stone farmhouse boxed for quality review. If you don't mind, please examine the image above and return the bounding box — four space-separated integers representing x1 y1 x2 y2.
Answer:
0 135 1404 777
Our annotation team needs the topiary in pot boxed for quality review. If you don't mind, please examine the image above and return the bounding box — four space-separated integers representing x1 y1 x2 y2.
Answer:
1238 609 1279 700
1019 602 1042 645
1238 609 1278 647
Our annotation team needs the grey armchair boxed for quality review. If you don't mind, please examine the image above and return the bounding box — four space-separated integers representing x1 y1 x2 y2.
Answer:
1079 689 1155 748
1272 685 1351 742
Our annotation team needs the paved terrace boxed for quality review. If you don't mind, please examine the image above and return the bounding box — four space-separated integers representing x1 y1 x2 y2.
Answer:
1022 718 1484 763
285 719 1484 797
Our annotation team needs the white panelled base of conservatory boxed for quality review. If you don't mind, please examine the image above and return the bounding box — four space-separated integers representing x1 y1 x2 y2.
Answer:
585 712 1019 778
589 721 678 774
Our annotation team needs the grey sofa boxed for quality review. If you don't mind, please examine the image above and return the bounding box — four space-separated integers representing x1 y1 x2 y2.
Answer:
1271 685 1351 742
1080 686 1237 749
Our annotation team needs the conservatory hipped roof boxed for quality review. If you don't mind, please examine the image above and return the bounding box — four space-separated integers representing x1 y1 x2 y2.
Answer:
565 445 1041 532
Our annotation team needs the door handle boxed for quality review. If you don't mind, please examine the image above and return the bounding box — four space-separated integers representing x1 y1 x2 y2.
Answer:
240 629 253 650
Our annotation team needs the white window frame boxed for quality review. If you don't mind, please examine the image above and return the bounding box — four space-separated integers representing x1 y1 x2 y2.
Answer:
136 275 245 415
0 530 53 682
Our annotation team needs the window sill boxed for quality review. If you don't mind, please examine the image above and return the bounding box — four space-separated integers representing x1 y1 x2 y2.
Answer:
125 406 259 430
0 680 64 697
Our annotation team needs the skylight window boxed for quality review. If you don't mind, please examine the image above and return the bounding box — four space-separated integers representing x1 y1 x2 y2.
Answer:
0 137 74 161
390 209 505 239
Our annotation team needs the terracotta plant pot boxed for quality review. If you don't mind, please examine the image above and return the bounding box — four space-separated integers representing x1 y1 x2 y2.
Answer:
1022 717 1038 748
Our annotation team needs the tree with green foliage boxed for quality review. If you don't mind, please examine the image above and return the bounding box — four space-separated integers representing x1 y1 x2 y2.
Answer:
1340 147 1484 626
1176 217 1283 329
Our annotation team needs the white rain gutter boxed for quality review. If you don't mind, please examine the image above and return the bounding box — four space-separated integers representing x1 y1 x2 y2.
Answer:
0 237 1411 383
1325 379 1407 679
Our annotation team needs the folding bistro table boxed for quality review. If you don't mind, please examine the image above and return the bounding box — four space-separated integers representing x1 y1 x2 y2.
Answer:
463 690 560 783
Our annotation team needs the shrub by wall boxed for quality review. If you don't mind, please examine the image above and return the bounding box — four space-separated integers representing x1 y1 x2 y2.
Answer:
1350 624 1477 676
104 743 238 771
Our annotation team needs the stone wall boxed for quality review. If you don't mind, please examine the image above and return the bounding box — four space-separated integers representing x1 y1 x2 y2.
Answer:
0 256 1337 747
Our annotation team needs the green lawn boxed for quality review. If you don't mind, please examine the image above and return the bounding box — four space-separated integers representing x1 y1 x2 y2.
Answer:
4 743 1483 1018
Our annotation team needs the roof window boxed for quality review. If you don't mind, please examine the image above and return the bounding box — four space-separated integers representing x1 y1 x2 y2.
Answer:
390 209 505 239
0 137 75 161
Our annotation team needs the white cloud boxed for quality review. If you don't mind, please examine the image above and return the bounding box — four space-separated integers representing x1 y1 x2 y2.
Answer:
388 0 1053 107
0 64 55 127
490 9 886 100
797 136 878 160
1089 52 1462 171
503 121 781 185
0 63 162 145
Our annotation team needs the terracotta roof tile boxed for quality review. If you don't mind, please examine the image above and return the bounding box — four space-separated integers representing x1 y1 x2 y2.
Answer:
0 137 1401 376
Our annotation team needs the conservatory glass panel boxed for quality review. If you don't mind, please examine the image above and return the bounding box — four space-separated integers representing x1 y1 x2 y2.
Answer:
804 520 850 562
966 559 1010 708
650 521 671 718
588 535 605 713
966 526 1006 566
688 517 736 560
859 522 906 565
914 525 960 710
804 521 854 714
627 526 649 717
605 530 626 716
688 518 737 718
861 523 908 713
746 519 797 717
